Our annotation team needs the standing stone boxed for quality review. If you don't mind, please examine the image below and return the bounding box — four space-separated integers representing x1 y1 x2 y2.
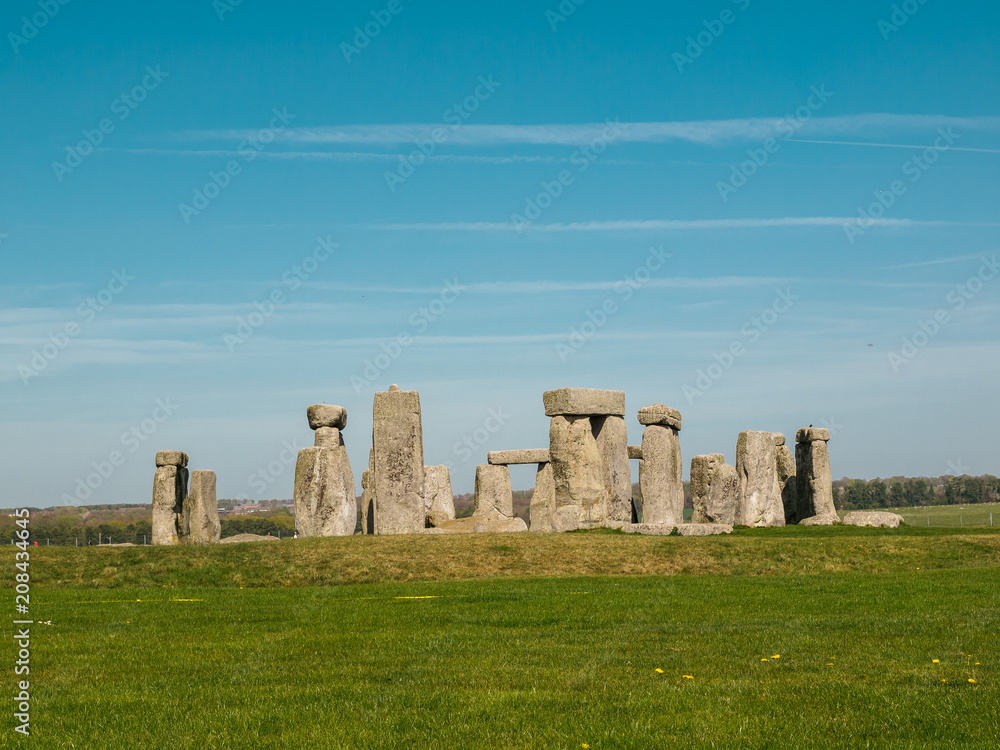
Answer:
529 462 556 532
549 415 609 530
796 428 835 520
187 470 221 544
735 431 785 527
152 451 189 546
474 464 513 518
423 465 455 525
690 454 739 525
638 407 683 525
593 415 631 526
772 434 798 524
294 404 357 537
371 385 425 535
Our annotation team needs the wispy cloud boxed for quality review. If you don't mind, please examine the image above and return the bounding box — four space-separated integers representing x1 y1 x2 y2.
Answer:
169 114 1000 147
783 139 1000 154
370 217 1000 232
879 252 998 270
110 148 568 165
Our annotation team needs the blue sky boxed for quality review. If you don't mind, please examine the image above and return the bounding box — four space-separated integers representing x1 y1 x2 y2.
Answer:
2 0 998 503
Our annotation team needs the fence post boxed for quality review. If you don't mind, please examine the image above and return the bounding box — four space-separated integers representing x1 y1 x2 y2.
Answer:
960 515 963 528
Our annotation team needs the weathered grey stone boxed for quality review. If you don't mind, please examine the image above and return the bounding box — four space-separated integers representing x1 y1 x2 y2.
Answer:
473 514 528 533
776 443 798 525
796 427 831 443
186 470 220 544
772 432 786 447
690 454 739 525
639 424 683 525
219 533 280 544
637 404 682 430
529 461 556 532
799 513 840 526
474 464 513 518
426 511 451 528
677 523 733 536
627 445 643 460
371 386 424 535
594 415 632 525
293 445 357 537
736 430 785 527
152 464 188 545
551 505 583 533
488 449 551 465
314 426 342 448
795 436 836 520
307 404 347 430
621 523 676 536
549 415 609 529
417 527 450 535
543 388 626 417
842 511 903 528
422 465 455 521
155 450 188 468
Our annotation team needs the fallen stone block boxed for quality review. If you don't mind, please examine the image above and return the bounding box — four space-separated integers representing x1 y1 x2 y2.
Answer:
842 511 903 528
676 523 733 536
799 513 840 526
621 523 676 536
473 514 528 533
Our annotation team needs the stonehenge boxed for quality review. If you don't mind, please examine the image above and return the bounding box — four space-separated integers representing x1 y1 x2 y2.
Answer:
795 427 836 521
152 450 189 545
690 454 739 525
187 470 221 544
638 405 684 526
149 384 848 543
370 385 425 535
293 403 357 538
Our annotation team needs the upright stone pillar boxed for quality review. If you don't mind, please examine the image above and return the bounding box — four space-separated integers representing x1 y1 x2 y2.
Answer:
474 464 513 518
773 433 798 524
529 461 556 532
593 415 632 526
187 470 221 544
423 465 456 526
690 454 739 525
544 388 625 531
152 451 189 546
371 385 425 535
736 431 785 527
795 427 835 520
637 405 684 525
360 449 375 534
293 404 357 537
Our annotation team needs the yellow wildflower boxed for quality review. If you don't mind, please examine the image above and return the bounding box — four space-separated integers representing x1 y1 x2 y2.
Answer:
655 668 664 674
932 659 939 663
968 679 976 684
683 675 694 679
771 655 780 659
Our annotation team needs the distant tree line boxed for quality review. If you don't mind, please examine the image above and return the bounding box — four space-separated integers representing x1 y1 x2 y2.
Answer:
835 475 999 510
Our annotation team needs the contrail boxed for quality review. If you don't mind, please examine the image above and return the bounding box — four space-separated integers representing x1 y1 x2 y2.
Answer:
782 138 1000 154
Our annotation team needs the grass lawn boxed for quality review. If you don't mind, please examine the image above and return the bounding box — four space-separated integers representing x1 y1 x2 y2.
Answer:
879 503 1000 528
5 528 999 748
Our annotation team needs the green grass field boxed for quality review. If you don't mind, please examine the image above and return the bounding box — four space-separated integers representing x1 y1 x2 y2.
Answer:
877 502 1000 528
5 527 999 749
